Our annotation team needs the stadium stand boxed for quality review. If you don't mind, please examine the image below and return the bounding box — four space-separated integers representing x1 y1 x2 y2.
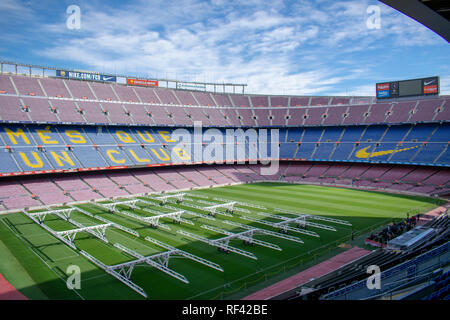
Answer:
0 69 448 301
270 210 450 300
0 161 447 210
0 74 446 128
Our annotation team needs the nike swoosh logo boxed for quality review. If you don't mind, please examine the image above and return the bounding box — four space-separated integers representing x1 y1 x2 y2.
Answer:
355 145 419 159
103 76 114 81
424 80 435 86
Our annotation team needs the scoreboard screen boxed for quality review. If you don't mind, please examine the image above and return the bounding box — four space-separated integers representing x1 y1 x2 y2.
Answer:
376 76 439 99
399 79 422 96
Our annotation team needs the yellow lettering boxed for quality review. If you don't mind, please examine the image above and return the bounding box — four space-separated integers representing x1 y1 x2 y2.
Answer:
173 147 191 160
158 130 175 143
19 152 43 168
36 126 58 144
136 130 154 143
65 130 86 144
5 128 30 145
106 149 126 164
50 151 75 167
128 149 150 163
116 130 135 143
151 148 170 161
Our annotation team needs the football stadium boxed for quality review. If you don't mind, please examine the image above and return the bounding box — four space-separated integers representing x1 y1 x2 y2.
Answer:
0 0 449 304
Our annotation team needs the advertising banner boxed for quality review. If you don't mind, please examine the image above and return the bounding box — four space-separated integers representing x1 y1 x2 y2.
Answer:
376 82 395 99
423 77 439 94
376 83 390 91
56 70 116 82
376 90 389 98
126 78 159 87
176 82 206 90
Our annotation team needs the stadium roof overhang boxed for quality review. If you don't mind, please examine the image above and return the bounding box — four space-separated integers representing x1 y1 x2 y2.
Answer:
380 0 450 42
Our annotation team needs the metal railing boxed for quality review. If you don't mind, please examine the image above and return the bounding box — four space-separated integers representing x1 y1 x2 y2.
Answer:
0 60 247 94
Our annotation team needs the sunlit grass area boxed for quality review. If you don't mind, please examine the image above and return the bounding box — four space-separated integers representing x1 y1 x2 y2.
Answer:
0 182 442 300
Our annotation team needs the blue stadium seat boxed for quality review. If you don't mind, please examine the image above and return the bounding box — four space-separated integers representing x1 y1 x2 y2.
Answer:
56 125 91 145
301 128 323 142
71 145 108 167
280 142 297 159
320 127 344 142
125 146 158 165
339 126 365 142
12 148 55 171
331 143 354 160
312 143 335 160
45 146 82 169
360 125 387 142
381 125 410 142
85 126 117 144
435 147 450 164
413 143 446 163
286 128 303 142
98 146 137 166
108 127 141 145
0 122 448 174
0 125 36 146
28 125 65 146
428 124 450 142
0 151 21 173
389 142 422 161
295 142 316 159
403 124 437 141
278 129 288 142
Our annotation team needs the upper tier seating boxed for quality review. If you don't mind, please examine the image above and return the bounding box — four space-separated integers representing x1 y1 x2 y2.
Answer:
0 74 447 128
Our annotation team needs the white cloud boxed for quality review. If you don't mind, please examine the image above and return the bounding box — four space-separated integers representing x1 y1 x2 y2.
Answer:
330 84 374 96
0 0 30 12
439 75 450 95
29 0 449 96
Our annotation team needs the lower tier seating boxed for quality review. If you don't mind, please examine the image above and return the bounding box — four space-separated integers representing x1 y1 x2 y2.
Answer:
0 161 448 211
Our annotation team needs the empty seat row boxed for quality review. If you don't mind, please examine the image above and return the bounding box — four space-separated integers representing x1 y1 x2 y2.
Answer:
1 74 447 127
1 94 446 127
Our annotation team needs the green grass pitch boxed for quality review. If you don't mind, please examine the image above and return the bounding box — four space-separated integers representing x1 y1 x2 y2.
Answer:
0 182 443 300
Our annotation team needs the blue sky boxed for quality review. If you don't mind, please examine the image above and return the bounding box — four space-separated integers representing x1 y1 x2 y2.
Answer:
0 0 449 95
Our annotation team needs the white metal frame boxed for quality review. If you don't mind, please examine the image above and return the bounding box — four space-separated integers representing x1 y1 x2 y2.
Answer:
146 197 221 221
111 239 224 285
154 193 186 205
145 236 224 272
93 199 196 229
212 198 267 210
24 208 113 248
178 229 258 259
25 207 76 224
118 210 193 230
241 215 320 237
113 243 189 283
79 250 148 298
72 205 140 237
164 205 216 221
275 208 352 226
93 199 141 213
222 220 305 244
200 224 282 251
23 210 79 249
56 223 112 247
203 202 237 217
254 211 349 233
21 197 351 299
